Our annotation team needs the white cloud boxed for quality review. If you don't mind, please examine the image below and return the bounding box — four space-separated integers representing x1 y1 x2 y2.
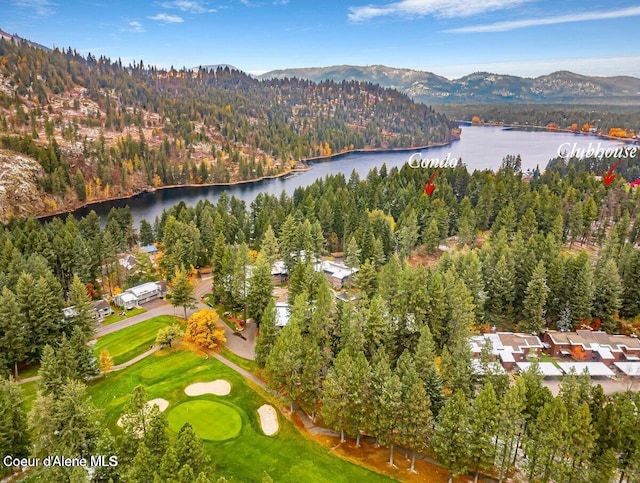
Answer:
126 21 145 33
149 13 185 23
347 0 531 23
273 0 289 4
160 1 216 14
445 6 640 33
11 0 56 17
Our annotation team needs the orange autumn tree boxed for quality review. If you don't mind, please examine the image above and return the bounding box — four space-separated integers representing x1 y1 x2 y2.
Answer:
571 345 586 361
185 308 227 350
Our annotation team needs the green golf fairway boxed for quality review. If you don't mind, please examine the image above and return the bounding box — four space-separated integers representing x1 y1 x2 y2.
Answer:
168 400 242 441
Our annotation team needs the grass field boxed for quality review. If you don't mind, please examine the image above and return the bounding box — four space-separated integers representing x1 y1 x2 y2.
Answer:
86 350 393 482
220 347 260 376
93 315 178 365
101 306 147 325
168 400 242 441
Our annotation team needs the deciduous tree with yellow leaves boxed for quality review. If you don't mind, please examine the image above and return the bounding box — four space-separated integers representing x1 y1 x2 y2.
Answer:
184 308 227 350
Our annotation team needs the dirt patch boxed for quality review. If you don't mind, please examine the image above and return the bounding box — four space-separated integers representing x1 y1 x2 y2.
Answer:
315 435 463 482
257 404 279 436
184 380 231 396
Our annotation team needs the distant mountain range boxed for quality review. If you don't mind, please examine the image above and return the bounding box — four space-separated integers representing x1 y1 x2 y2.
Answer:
258 65 640 105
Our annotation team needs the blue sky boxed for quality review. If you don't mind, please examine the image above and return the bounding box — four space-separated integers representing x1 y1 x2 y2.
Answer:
3 0 640 78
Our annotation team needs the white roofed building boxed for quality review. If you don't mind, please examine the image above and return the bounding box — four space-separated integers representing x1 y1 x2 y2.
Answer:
314 260 358 289
470 332 543 371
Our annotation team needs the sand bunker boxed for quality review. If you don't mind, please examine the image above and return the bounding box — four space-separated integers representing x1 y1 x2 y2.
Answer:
147 398 169 412
257 404 279 436
184 380 231 396
117 398 169 430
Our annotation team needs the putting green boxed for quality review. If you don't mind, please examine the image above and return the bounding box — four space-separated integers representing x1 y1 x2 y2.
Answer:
167 400 242 441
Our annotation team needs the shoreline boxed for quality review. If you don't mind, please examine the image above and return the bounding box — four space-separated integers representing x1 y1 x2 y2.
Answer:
36 138 456 221
458 120 638 144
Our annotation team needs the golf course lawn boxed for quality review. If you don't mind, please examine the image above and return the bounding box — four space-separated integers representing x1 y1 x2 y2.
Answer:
86 350 393 482
167 400 242 441
93 315 178 365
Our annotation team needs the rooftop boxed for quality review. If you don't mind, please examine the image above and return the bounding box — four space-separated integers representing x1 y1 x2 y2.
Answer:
557 362 615 377
516 362 564 377
546 330 640 351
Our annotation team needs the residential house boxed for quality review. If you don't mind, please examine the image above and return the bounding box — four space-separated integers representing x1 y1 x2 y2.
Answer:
117 253 137 274
114 281 166 309
92 299 113 320
470 332 543 371
543 330 640 365
140 245 159 260
314 260 358 289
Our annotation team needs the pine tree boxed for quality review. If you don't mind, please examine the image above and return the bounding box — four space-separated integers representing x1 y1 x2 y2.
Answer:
139 219 155 246
260 224 280 267
423 218 440 254
175 423 209 475
0 287 26 378
468 382 499 483
496 378 526 482
621 249 640 318
345 351 371 447
247 254 273 326
159 444 180 482
374 370 403 467
265 317 304 412
70 326 99 380
396 352 434 472
321 350 352 442
414 325 444 416
355 259 378 299
520 260 549 334
593 257 623 333
565 252 594 324
126 443 156 483
0 377 30 464
433 390 472 483
254 299 278 368
168 266 196 319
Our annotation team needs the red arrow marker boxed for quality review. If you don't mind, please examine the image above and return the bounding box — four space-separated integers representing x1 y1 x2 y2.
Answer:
422 170 438 197
603 161 621 186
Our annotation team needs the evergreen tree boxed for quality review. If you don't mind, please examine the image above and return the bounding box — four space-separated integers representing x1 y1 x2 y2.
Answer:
265 316 304 412
247 254 273 326
260 224 280 267
345 351 371 447
520 260 549 334
433 390 471 483
127 443 156 483
423 217 440 254
254 299 278 368
468 382 499 483
0 377 30 464
413 325 444 416
0 287 26 378
321 350 352 442
565 252 594 324
621 249 640 318
496 378 526 482
168 266 196 319
354 259 378 299
139 219 155 246
593 257 623 333
175 423 210 475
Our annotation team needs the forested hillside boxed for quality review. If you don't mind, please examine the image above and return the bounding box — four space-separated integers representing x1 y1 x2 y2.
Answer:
0 38 454 221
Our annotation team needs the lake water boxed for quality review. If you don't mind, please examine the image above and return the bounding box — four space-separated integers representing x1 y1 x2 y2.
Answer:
67 126 629 225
